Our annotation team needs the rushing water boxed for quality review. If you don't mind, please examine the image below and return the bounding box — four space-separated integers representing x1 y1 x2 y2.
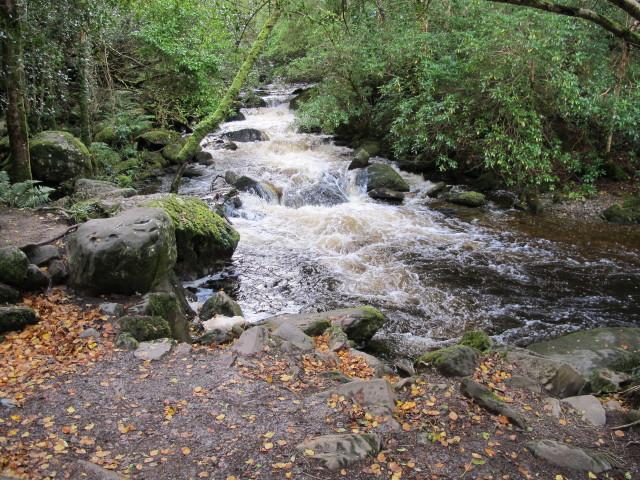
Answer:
178 85 640 357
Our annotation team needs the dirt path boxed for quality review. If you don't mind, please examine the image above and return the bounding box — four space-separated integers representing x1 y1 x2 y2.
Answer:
1 292 639 480
0 207 70 249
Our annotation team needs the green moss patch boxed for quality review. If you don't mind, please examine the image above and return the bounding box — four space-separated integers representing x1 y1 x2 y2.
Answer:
459 331 493 352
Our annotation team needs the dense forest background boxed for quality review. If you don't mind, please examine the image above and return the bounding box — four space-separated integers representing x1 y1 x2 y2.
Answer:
1 0 638 197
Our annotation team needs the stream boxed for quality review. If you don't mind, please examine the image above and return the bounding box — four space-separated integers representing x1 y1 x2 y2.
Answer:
176 84 640 357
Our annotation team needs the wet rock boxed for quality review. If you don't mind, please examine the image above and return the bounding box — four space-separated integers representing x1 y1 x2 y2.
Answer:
22 264 50 290
296 434 381 470
334 379 396 410
506 349 586 398
74 178 136 200
136 129 180 151
233 326 270 356
460 378 527 428
200 291 243 320
223 141 238 151
182 166 203 178
602 196 640 224
365 164 410 192
240 94 267 108
368 188 405 203
161 137 188 164
0 246 29 289
227 111 246 122
23 245 60 267
444 191 486 207
224 171 239 185
265 306 386 346
0 306 39 334
424 181 446 198
99 303 124 318
527 327 640 378
488 190 518 209
29 130 93 183
561 395 606 427
273 323 314 351
0 283 20 304
119 315 171 342
526 440 612 473
47 259 68 285
223 129 269 143
134 339 174 361
67 208 176 295
194 151 213 164
416 345 479 377
348 148 370 170
116 332 139 350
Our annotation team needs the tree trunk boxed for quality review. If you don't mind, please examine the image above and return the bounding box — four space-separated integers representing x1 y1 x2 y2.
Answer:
1 0 32 182
78 29 92 149
170 7 282 193
606 38 630 154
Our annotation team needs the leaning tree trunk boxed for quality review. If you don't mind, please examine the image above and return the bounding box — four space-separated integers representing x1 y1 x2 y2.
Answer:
78 29 92 149
170 7 282 193
1 0 32 182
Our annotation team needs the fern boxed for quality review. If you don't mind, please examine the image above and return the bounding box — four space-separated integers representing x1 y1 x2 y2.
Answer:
0 171 54 208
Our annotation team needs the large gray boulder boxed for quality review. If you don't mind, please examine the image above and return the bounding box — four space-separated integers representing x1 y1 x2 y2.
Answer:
199 291 243 320
264 306 386 345
74 179 136 200
67 208 177 295
29 131 93 183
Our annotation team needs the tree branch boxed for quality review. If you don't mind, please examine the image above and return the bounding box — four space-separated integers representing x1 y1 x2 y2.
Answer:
487 0 640 46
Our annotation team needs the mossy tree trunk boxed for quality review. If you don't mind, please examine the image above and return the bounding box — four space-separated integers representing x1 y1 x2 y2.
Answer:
1 0 32 182
78 29 92 150
169 7 282 193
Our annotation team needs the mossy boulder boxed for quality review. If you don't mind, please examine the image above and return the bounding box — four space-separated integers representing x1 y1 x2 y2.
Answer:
348 149 370 170
417 345 479 377
0 306 39 333
460 331 493 352
115 332 139 350
67 208 177 294
136 129 180 151
0 246 29 289
94 126 119 145
445 191 486 208
29 130 93 183
0 283 20 304
162 137 187 164
365 164 410 192
199 291 243 320
148 195 240 278
602 196 640 224
119 315 171 342
145 291 189 342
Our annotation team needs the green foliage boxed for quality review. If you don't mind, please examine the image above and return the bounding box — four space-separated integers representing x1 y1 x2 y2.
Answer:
274 0 640 191
0 171 54 208
66 200 118 224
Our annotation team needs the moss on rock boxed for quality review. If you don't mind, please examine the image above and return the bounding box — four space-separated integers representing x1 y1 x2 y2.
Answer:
459 331 493 352
29 130 93 183
137 129 180 151
445 191 486 207
0 246 29 288
119 315 171 342
366 164 410 192
148 195 240 277
602 196 640 224
0 306 39 333
417 344 479 377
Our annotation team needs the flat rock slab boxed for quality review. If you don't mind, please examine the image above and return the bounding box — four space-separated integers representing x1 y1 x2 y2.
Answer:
273 322 314 351
561 395 606 427
527 327 640 377
526 440 612 473
232 326 270 356
0 206 70 250
297 433 381 470
334 379 395 410
134 339 174 361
